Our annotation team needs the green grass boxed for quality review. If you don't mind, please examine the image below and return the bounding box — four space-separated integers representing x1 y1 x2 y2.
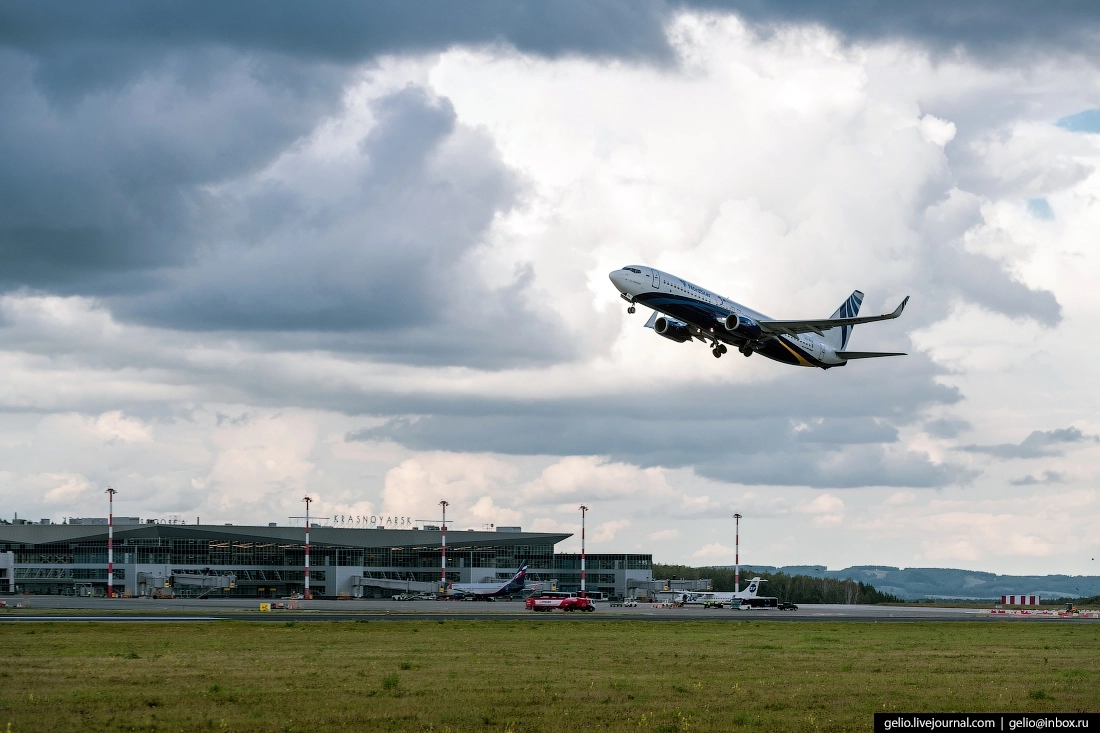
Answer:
0 620 1097 731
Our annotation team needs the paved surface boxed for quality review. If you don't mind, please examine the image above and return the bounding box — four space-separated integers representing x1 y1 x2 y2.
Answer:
1 597 1096 622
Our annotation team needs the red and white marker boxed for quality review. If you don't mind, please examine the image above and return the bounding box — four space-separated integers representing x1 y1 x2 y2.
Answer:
579 504 588 597
303 495 312 600
106 487 117 598
733 513 742 594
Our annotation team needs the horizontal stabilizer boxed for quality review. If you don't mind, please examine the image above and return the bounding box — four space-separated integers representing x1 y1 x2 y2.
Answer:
835 351 907 359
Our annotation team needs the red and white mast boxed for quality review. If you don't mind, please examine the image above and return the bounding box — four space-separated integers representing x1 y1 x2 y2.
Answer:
579 504 588 597
303 495 312 600
106 487 117 598
439 500 449 590
733 512 742 594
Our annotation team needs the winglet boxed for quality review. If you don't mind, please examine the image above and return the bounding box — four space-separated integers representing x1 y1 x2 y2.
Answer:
890 296 910 318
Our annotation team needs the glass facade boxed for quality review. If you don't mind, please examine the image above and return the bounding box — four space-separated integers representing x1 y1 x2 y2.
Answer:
0 527 652 599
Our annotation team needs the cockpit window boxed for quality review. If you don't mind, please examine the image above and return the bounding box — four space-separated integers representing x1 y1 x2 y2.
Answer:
622 267 642 274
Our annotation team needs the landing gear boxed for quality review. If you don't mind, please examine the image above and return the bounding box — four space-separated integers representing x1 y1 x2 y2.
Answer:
712 343 727 358
627 305 636 314
712 348 722 358
739 344 753 357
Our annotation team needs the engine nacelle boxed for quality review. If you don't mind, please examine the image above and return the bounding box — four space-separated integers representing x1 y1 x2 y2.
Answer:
654 316 693 343
723 313 763 340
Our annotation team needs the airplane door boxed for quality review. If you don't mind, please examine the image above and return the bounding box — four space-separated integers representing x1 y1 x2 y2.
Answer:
650 269 661 289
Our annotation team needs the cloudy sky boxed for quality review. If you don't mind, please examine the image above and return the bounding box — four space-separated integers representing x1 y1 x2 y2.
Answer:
2 1 1099 575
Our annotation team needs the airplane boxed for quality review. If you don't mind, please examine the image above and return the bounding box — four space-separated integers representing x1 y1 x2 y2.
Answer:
685 577 777 608
448 562 528 599
608 265 909 369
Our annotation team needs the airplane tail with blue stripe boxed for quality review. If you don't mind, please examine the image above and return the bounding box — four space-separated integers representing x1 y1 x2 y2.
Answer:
824 290 863 350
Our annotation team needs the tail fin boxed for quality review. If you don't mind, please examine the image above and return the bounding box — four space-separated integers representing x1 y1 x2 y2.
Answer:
824 290 863 350
740 577 766 598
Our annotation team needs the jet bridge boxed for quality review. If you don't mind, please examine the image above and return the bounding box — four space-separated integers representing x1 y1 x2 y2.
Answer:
353 575 440 597
170 572 237 598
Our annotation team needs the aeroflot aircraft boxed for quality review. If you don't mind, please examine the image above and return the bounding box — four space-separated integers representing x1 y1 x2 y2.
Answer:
609 265 909 369
448 562 528 599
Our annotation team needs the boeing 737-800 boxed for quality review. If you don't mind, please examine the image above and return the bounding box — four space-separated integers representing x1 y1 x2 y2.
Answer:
609 266 908 369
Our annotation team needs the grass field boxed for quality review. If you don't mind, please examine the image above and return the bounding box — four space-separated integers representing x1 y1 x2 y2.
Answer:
2 620 1097 732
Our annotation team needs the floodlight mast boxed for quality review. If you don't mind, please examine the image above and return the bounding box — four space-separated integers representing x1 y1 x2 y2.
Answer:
733 513 742 593
303 496 312 600
439 500 449 591
106 487 117 598
579 505 588 598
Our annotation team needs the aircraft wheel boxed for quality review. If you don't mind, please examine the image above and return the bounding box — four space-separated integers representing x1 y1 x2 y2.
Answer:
718 344 728 354
627 306 636 314
712 349 722 358
742 348 752 357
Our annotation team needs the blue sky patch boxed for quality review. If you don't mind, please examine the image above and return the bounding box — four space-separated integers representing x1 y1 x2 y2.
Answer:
1056 108 1100 133
1027 198 1054 220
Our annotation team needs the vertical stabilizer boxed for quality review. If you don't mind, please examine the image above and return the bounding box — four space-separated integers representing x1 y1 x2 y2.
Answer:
824 290 863 350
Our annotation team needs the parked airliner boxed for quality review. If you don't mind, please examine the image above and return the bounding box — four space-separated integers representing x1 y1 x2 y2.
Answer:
609 266 908 369
686 577 773 607
448 562 528 599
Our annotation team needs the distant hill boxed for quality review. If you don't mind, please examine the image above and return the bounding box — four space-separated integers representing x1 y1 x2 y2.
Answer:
708 565 1100 601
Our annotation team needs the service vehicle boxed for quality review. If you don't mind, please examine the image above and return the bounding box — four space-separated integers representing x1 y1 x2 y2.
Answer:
778 602 798 611
525 594 596 612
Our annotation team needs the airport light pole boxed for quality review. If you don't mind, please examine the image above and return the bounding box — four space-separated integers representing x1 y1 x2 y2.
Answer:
733 513 742 594
303 495 312 600
439 500 449 591
579 505 588 598
106 487 117 598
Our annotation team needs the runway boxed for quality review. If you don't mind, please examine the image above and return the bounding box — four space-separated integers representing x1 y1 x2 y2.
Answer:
2 597 1096 623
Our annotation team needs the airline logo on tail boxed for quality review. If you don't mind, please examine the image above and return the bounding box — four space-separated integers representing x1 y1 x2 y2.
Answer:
502 561 528 593
829 290 864 350
735 577 766 599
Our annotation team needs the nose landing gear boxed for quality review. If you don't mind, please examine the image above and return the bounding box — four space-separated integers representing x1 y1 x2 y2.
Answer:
627 305 636 314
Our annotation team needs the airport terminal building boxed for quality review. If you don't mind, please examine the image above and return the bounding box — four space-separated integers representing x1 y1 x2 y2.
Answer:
0 521 653 600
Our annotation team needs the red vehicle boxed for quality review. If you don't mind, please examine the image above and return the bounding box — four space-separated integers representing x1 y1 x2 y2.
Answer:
525 594 595 612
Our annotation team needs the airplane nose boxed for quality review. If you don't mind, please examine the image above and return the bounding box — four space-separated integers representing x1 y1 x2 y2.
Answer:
609 270 626 290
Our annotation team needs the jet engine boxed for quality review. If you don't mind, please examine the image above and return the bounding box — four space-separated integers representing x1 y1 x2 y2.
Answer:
723 313 763 340
654 316 693 343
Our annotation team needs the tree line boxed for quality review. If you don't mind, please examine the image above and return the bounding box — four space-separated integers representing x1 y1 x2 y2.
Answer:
653 564 903 605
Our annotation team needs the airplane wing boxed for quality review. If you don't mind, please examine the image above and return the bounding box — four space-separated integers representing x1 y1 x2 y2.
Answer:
757 296 909 337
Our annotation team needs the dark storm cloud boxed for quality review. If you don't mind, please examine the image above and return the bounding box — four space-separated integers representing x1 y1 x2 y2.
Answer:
0 46 349 293
347 355 972 488
961 427 1099 459
106 85 569 367
1 1 673 84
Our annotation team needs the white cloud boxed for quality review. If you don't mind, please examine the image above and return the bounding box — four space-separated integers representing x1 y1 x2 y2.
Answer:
693 542 735 561
519 457 672 504
796 493 845 527
380 452 519 522
649 528 680 541
593 519 631 543
41 473 94 506
885 491 917 506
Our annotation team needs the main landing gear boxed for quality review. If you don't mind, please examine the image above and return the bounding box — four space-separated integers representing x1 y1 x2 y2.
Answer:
739 344 754 357
711 343 728 358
